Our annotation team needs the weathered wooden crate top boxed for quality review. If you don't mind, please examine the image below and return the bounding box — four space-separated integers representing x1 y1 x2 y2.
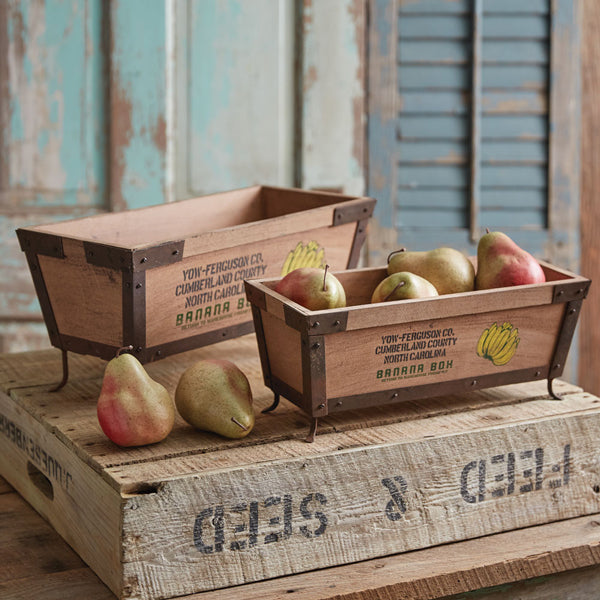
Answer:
3 337 600 599
0 334 594 496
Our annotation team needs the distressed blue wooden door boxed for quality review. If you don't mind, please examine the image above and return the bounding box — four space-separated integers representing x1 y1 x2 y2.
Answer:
0 0 365 352
367 0 580 271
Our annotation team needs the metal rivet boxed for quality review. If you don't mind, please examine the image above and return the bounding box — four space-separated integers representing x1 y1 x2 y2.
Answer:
558 290 564 296
336 401 343 406
155 350 162 356
318 403 325 409
577 288 584 294
392 392 398 398
312 321 320 328
136 346 142 352
140 257 148 263
471 380 477 386
554 364 561 370
172 249 179 255
334 320 341 326
569 308 577 314
535 371 541 377
136 283 142 289
312 342 321 350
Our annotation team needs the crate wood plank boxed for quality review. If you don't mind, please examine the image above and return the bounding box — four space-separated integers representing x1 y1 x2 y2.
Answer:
2 336 582 492
2 335 598 599
114 398 600 598
0 390 124 594
2 472 600 600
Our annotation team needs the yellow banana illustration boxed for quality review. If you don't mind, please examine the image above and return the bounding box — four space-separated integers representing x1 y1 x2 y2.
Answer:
476 321 520 366
281 241 327 275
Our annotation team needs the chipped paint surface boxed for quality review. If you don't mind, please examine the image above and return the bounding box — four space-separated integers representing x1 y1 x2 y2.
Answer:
109 0 166 210
300 0 366 197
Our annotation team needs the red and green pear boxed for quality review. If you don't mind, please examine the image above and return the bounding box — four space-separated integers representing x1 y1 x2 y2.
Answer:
97 347 175 447
475 230 546 290
274 266 346 310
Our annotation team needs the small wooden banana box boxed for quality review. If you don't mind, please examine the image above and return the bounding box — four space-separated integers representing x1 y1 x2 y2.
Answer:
245 262 590 439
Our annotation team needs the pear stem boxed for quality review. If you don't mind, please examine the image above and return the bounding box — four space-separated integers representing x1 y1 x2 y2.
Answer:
323 264 330 292
485 227 490 234
231 417 249 431
384 280 406 302
115 345 134 357
387 248 407 264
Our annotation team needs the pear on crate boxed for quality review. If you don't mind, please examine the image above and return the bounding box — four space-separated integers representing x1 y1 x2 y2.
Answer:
371 272 438 303
175 359 255 439
475 229 546 290
97 346 175 447
274 265 346 310
387 247 475 295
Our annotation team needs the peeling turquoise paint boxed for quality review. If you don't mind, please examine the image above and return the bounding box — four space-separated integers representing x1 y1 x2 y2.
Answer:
111 0 166 209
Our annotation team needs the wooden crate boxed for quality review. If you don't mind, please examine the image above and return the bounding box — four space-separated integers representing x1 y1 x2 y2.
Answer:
244 262 591 439
15 186 374 373
1 337 600 600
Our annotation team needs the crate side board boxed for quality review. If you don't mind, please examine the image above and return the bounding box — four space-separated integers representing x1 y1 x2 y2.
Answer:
0 389 124 597
118 402 600 599
143 222 359 351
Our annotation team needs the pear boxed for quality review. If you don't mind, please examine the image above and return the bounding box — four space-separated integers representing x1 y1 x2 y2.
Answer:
274 265 346 310
387 247 475 295
97 346 175 447
371 272 438 303
175 359 255 439
475 229 546 290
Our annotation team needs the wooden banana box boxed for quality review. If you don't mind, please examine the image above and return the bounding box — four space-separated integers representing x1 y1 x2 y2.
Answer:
15 185 374 374
1 338 600 600
244 262 590 439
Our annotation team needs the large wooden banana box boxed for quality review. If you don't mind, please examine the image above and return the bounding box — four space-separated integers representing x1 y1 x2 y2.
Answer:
1 336 600 600
16 186 374 370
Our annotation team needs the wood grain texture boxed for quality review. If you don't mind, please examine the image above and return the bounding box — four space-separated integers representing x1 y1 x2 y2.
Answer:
578 0 600 396
2 335 600 598
1 475 600 600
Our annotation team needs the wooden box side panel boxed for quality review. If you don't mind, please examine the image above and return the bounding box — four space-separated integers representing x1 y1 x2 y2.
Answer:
119 400 600 599
324 303 564 399
0 391 124 597
145 223 356 347
27 186 264 248
37 238 123 347
261 309 304 395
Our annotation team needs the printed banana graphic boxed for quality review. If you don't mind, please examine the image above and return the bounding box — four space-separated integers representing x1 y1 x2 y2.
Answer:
281 241 326 276
476 321 520 366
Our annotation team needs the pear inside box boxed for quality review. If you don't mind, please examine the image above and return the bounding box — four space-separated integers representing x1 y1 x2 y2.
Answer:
244 261 590 422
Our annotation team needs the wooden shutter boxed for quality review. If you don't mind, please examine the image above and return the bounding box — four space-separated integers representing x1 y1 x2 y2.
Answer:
367 0 580 271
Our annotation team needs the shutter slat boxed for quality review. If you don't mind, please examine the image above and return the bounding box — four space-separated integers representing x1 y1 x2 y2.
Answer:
398 188 546 210
398 64 547 90
397 140 546 163
397 164 546 188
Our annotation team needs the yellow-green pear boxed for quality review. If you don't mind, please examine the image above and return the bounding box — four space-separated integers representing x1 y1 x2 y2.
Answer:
387 247 475 295
175 359 255 439
371 272 438 303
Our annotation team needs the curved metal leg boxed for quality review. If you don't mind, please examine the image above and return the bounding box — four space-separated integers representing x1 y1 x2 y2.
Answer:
261 393 280 414
305 418 318 443
50 349 69 392
548 378 563 401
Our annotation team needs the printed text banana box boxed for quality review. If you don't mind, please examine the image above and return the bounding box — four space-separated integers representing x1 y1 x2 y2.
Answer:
245 263 590 439
16 186 374 380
